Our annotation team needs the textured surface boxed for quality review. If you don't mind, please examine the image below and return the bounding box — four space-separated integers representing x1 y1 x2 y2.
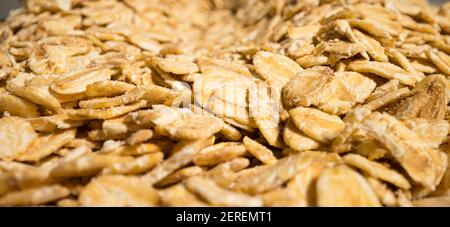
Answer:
0 0 450 207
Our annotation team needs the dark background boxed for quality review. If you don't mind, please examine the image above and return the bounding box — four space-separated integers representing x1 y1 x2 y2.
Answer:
1 0 21 20
0 0 449 20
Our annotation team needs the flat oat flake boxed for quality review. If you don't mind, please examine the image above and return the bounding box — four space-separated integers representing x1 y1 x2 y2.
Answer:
386 75 449 120
193 142 247 167
141 137 214 186
6 73 62 113
243 136 277 165
102 152 163 175
159 184 208 207
185 176 263 207
318 71 376 115
79 87 145 109
0 184 70 206
156 166 205 188
153 55 199 75
316 165 381 207
282 66 334 109
289 107 345 142
0 93 40 118
50 68 114 95
343 154 411 189
347 60 419 86
66 100 147 120
253 51 302 86
79 175 159 207
249 82 284 147
158 114 223 140
50 152 132 178
365 176 398 207
361 112 447 190
0 117 38 160
234 151 336 194
16 129 77 162
283 119 320 151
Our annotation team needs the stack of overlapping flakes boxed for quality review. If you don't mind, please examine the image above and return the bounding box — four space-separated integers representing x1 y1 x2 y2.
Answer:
0 0 449 207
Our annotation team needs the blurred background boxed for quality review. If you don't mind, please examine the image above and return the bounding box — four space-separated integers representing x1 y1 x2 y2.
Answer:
0 0 448 20
1 0 21 20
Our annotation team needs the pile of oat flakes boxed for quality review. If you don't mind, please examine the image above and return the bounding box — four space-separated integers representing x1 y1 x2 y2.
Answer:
0 0 449 207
